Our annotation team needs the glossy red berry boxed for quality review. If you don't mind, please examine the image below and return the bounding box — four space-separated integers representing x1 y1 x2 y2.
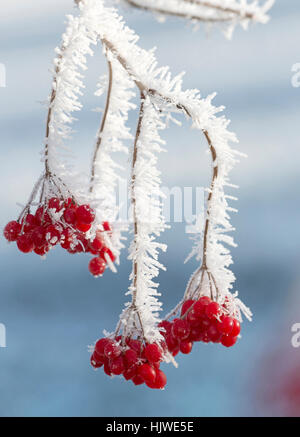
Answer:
89 234 103 254
45 224 62 246
104 342 121 360
153 369 167 389
102 221 111 232
218 316 234 335
221 335 238 348
144 343 162 363
123 365 138 381
172 318 190 340
191 296 211 318
124 349 138 367
34 245 49 256
76 205 95 225
207 323 222 343
48 197 62 212
95 338 111 358
31 226 46 248
76 222 91 233
158 320 172 335
60 228 74 250
22 214 37 232
3 221 21 242
189 326 203 342
205 301 221 319
181 300 195 316
132 375 144 386
110 356 125 375
231 319 241 337
165 333 179 351
180 341 193 354
88 257 106 277
126 339 142 355
63 207 77 225
103 359 112 376
17 233 34 253
138 363 156 384
35 207 51 225
90 353 103 368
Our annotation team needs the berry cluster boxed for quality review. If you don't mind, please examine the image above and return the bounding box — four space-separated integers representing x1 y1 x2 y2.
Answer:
90 337 167 390
3 197 115 277
159 296 241 357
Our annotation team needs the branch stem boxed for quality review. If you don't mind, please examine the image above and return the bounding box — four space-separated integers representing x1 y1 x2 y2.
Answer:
90 58 113 192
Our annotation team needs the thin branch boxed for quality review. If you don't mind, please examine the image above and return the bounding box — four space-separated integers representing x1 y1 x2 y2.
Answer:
90 58 113 192
130 92 146 337
123 0 232 22
122 0 258 22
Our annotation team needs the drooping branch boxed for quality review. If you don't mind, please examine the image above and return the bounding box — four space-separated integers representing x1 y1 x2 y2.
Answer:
90 59 113 192
121 0 274 28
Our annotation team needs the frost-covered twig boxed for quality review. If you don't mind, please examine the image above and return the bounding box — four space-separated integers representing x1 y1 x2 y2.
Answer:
121 0 274 37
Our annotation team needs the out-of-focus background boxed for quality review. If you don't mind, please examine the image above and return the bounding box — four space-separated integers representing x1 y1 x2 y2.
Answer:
0 0 300 417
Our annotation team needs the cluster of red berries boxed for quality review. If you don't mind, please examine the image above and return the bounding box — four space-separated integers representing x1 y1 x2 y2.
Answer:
3 197 115 277
159 296 241 357
90 337 167 390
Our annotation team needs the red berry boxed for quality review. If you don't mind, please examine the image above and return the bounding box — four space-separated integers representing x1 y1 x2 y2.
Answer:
158 320 172 335
153 369 167 389
207 323 222 343
191 296 211 318
89 233 103 254
231 319 241 337
76 205 95 225
102 221 111 232
124 349 138 367
221 335 238 348
60 228 74 250
110 356 125 375
90 353 103 368
64 198 76 209
165 333 179 351
100 247 116 263
103 359 112 376
132 375 144 386
138 363 156 384
45 224 62 246
144 343 162 363
189 326 203 342
123 365 137 381
35 207 51 225
95 338 111 358
17 233 34 253
22 214 37 232
88 257 106 277
171 318 190 340
126 339 142 355
31 226 46 247
76 222 91 233
63 207 77 225
205 301 221 319
180 341 193 354
218 316 234 335
3 221 21 242
181 300 195 316
34 245 49 256
104 342 121 359
48 197 62 212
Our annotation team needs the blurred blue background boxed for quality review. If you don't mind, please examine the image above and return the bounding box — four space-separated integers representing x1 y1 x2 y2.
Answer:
1 0 300 417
